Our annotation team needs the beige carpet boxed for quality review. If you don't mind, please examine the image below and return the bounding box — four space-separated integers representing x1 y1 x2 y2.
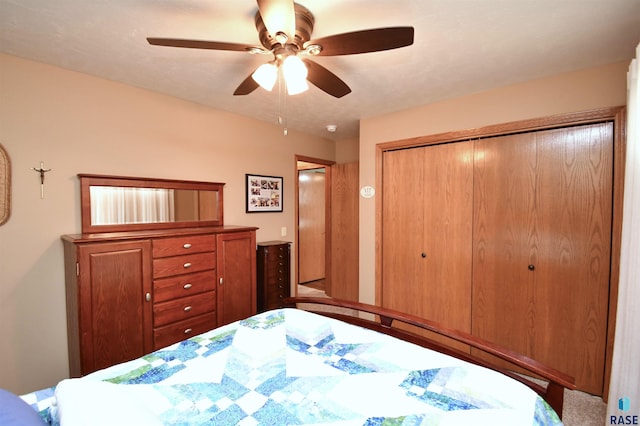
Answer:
297 285 326 296
563 388 606 425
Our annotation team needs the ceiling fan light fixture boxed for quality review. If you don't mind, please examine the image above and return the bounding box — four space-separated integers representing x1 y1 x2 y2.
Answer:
304 44 322 56
252 62 278 91
282 55 308 95
274 31 289 45
247 46 268 55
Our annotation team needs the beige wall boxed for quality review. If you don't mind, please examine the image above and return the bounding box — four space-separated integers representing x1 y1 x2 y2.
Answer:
359 60 629 304
0 53 334 394
335 137 359 164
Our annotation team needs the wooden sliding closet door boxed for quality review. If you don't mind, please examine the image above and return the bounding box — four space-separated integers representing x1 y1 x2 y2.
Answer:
382 142 473 348
472 123 613 394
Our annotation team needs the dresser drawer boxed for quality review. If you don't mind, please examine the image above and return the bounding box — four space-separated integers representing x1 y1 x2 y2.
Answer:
267 260 287 277
153 252 216 278
265 282 289 310
153 291 215 327
267 253 288 264
153 270 216 303
268 279 288 294
153 234 215 258
153 312 216 350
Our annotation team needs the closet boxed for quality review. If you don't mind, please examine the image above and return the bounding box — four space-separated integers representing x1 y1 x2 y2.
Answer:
379 108 623 395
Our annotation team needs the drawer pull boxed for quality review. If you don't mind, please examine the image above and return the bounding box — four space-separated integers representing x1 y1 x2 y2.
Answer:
184 328 193 334
183 243 192 249
183 283 193 289
183 262 192 269
145 292 151 302
183 306 192 312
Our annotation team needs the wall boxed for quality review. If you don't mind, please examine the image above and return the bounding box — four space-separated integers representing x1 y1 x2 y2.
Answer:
0 53 334 394
335 137 359 164
358 60 629 304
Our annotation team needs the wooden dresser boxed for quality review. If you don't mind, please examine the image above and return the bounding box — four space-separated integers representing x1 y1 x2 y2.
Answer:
256 241 291 312
63 227 256 376
63 174 258 377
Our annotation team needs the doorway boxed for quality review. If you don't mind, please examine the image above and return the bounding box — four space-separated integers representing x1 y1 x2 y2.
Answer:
295 156 333 297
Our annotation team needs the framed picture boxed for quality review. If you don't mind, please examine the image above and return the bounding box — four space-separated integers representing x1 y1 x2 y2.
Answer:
246 174 283 213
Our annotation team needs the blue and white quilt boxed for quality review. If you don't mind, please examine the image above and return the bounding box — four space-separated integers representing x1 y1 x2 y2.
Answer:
22 308 563 425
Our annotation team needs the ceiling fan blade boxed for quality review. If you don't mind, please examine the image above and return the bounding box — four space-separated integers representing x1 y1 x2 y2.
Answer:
302 59 351 98
233 72 260 96
147 37 261 52
256 0 296 43
305 27 414 56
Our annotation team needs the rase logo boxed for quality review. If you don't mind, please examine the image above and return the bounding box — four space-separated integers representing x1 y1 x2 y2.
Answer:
610 397 638 425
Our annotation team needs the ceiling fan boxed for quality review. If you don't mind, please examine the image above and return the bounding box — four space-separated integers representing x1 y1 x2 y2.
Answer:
147 0 414 98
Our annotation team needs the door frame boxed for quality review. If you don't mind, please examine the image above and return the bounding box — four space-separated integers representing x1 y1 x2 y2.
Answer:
295 155 335 295
375 106 626 398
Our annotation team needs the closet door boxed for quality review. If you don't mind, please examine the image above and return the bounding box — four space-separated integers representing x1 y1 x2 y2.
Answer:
472 123 613 394
382 142 473 347
472 132 538 359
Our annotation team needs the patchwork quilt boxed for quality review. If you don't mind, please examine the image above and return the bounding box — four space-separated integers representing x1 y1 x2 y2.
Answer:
22 308 563 425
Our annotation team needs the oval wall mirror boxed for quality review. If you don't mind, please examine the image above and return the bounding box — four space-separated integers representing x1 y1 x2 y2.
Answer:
0 144 10 226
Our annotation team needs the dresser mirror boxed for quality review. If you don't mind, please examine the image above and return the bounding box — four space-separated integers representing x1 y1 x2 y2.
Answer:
79 174 224 233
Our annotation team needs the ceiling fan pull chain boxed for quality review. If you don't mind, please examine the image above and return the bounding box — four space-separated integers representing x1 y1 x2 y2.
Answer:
278 71 288 136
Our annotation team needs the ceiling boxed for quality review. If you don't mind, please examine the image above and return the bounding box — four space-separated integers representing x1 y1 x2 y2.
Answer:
1 1 639 141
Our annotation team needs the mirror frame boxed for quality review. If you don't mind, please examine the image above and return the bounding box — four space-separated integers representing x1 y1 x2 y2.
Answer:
0 144 10 226
79 174 225 233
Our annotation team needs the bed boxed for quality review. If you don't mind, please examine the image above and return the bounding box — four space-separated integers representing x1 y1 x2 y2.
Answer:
18 297 575 425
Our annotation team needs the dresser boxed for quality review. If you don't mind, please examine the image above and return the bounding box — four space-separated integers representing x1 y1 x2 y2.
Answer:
63 174 258 377
63 227 257 376
256 241 291 312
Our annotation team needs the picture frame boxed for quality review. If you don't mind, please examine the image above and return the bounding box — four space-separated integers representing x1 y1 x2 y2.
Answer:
246 174 283 213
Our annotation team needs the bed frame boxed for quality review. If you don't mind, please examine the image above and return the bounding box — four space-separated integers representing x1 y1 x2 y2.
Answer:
285 296 576 418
